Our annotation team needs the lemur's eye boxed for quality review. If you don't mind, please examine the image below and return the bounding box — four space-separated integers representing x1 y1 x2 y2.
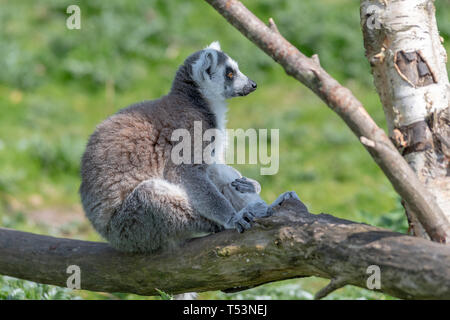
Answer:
225 67 234 79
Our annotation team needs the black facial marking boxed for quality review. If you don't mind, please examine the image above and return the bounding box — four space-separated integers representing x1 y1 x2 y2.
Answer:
225 66 234 75
224 66 234 83
216 51 228 66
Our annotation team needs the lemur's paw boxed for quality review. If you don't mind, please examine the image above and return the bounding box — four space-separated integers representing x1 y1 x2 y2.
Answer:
231 177 261 194
270 191 301 209
230 208 256 233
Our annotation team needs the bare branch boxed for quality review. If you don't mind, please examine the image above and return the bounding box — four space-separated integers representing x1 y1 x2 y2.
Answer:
267 18 279 34
314 276 349 300
204 0 449 242
311 54 321 67
360 136 376 148
1 200 450 299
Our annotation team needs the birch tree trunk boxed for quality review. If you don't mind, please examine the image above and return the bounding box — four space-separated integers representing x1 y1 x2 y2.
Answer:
360 0 450 239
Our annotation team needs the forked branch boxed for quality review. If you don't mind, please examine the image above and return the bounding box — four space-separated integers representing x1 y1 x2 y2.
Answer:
204 0 449 242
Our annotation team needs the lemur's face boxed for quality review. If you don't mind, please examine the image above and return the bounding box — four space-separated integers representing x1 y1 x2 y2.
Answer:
191 41 257 100
221 56 257 98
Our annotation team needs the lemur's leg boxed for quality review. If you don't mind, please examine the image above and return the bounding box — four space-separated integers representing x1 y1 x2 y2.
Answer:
107 178 219 253
206 164 270 217
179 165 258 233
231 182 302 217
270 191 301 207
231 177 301 207
207 164 302 217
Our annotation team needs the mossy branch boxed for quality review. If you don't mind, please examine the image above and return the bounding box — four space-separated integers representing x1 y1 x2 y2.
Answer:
1 200 450 299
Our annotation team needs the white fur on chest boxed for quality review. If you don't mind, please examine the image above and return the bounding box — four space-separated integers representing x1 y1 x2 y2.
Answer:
209 99 227 132
209 99 228 164
198 91 228 163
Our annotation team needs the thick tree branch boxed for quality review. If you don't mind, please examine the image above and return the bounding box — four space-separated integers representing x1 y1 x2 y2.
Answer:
204 0 449 243
1 200 450 299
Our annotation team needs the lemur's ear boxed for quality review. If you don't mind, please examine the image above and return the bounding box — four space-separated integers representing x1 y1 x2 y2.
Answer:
206 41 221 51
193 50 218 81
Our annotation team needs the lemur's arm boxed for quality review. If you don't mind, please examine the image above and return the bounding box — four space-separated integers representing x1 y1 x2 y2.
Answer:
207 163 261 193
206 164 270 217
179 165 256 232
207 163 302 219
206 163 241 191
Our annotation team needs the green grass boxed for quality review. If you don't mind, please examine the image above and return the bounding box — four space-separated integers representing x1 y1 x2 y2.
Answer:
0 0 448 300
0 276 77 300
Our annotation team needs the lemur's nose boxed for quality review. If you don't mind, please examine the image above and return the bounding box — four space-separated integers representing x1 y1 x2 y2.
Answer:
249 80 257 89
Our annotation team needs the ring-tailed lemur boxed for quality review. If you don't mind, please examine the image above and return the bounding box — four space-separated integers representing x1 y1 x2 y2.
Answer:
80 41 299 253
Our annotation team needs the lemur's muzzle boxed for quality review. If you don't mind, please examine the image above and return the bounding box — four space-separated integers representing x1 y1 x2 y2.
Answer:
240 79 257 96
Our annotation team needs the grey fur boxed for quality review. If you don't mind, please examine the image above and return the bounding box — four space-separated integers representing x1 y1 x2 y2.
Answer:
80 44 291 253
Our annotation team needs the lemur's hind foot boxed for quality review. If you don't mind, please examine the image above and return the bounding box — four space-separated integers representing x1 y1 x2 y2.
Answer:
228 176 271 220
268 191 308 214
271 191 301 207
233 190 304 223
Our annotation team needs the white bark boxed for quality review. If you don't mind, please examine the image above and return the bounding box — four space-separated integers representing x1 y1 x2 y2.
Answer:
361 0 450 238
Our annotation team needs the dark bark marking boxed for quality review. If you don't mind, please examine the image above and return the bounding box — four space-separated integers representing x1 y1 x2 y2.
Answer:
394 50 437 87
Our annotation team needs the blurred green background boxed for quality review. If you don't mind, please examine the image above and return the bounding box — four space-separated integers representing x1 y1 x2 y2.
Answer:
0 0 449 300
